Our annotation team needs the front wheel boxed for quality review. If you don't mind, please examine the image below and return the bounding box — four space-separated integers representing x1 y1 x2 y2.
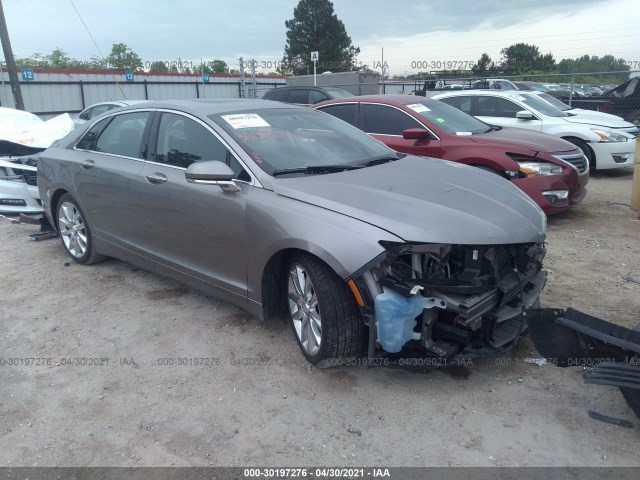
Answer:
56 193 104 265
286 253 366 367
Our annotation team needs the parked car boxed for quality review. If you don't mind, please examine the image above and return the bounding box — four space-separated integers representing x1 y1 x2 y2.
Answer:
38 99 547 366
471 79 518 90
531 91 637 127
261 86 353 105
314 95 588 215
434 90 637 170
73 100 148 127
554 77 640 127
1 107 74 213
514 81 551 92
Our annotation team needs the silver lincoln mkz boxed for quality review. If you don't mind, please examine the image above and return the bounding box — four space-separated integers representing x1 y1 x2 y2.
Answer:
38 99 547 366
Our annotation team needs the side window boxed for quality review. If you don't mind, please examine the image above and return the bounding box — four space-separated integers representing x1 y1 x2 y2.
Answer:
263 88 288 101
79 107 93 120
438 96 473 115
288 89 310 104
90 104 115 119
476 97 522 118
318 104 358 127
94 111 150 158
309 90 329 104
155 113 250 181
362 104 422 135
76 117 110 150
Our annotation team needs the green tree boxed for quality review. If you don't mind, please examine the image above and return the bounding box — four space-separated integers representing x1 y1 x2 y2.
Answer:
282 0 360 75
209 59 229 74
106 43 143 71
500 43 554 74
149 61 169 73
472 53 498 76
47 48 70 69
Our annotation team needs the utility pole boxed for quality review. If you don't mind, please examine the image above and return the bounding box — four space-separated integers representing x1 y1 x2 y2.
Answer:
0 0 25 110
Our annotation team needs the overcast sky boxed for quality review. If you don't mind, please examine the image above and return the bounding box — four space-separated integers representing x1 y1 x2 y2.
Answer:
2 0 639 75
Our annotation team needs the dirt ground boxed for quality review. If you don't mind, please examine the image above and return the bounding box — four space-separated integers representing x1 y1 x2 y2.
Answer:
1 169 639 468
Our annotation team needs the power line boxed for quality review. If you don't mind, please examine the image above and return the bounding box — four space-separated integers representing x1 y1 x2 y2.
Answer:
67 0 106 60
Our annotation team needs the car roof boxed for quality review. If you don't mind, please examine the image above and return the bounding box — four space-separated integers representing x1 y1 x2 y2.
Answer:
265 86 348 92
434 90 530 99
113 98 307 115
315 94 438 106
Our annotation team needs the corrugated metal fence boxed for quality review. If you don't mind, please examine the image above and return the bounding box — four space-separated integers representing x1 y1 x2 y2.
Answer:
0 69 286 118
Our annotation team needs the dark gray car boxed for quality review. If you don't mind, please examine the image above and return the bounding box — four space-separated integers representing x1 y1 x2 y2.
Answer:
38 99 547 366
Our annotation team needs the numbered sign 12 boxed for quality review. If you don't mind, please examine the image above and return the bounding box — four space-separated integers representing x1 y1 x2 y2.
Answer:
21 69 35 81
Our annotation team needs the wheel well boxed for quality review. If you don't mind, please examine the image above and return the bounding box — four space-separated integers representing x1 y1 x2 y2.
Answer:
261 248 321 321
562 136 595 169
50 189 69 228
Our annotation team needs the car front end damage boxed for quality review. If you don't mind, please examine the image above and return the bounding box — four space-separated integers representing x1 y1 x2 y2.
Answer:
0 157 43 214
349 241 547 362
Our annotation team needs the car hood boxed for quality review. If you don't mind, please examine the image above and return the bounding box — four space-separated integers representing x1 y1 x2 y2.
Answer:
273 156 546 245
469 126 576 154
562 113 634 129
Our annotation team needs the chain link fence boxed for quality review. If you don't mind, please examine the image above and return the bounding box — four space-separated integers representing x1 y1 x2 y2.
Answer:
379 71 640 126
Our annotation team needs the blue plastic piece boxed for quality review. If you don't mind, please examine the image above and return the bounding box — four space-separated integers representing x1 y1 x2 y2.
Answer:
374 287 430 353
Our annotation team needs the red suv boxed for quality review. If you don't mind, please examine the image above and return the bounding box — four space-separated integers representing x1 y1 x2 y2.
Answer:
314 95 589 215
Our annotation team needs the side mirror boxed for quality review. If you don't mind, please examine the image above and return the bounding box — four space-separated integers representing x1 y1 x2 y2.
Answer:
403 128 432 140
516 110 534 120
185 161 240 192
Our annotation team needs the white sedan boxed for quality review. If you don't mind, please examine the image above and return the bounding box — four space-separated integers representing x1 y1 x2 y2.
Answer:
433 90 637 170
73 100 148 127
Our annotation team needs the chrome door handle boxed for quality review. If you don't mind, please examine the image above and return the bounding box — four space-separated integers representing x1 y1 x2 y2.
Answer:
145 173 168 184
81 160 95 169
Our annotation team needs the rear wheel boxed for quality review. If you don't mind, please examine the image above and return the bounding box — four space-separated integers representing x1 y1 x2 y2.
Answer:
564 137 595 171
286 253 366 367
56 193 104 265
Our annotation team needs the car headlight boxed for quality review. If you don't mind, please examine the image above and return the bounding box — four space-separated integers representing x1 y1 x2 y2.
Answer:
591 129 628 143
518 161 563 176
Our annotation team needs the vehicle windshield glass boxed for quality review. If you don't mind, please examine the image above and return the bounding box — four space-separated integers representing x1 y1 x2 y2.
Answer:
516 93 568 117
210 108 395 175
406 101 491 135
324 88 354 99
535 92 571 111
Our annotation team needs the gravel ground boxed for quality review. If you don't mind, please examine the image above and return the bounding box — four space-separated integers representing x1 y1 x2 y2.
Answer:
0 169 639 467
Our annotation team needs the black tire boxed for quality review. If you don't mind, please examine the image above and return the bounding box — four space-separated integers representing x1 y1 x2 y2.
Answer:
564 137 595 171
286 252 367 367
56 193 105 265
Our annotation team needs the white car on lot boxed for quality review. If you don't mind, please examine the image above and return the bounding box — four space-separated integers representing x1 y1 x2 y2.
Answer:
73 100 148 127
433 90 637 170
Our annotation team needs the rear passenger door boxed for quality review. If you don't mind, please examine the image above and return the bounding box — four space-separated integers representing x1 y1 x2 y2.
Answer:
73 110 153 252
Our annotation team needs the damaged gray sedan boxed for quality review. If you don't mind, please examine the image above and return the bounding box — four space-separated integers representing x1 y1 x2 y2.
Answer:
38 99 547 366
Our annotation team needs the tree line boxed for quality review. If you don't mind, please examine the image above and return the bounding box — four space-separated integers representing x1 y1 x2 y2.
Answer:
399 43 632 84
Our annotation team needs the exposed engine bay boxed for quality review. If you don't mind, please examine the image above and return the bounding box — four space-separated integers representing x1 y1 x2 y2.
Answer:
356 242 547 361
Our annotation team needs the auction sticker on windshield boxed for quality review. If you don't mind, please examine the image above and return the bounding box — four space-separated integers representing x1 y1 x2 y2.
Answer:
221 113 270 129
407 103 431 113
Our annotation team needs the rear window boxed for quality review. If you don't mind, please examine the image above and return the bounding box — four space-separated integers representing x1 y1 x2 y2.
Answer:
263 89 289 101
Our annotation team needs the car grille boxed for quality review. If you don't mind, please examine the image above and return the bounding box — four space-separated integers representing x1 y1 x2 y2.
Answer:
555 153 588 174
22 171 38 186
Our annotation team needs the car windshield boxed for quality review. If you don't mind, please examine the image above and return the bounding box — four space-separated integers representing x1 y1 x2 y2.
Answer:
405 101 491 135
516 93 568 117
210 108 395 175
324 88 354 99
535 92 571 111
